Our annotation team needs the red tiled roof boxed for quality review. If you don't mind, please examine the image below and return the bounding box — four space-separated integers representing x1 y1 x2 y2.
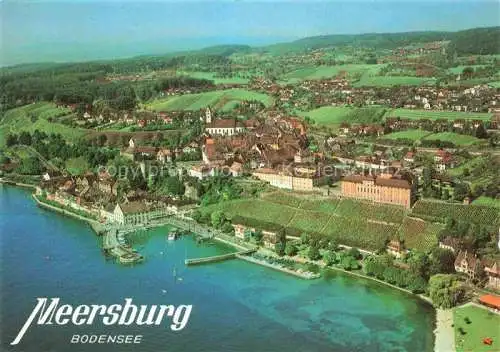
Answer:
479 295 500 309
342 175 412 189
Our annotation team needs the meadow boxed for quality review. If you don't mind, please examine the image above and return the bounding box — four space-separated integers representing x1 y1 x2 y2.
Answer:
299 106 386 126
146 89 273 112
385 109 492 121
472 196 500 209
0 102 86 146
422 132 480 146
353 75 436 87
453 305 500 352
280 64 384 84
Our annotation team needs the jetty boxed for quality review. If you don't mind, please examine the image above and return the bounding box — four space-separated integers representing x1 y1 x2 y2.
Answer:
102 228 143 265
185 248 256 266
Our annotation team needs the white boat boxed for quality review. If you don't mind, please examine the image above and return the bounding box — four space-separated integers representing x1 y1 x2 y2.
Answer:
167 231 178 241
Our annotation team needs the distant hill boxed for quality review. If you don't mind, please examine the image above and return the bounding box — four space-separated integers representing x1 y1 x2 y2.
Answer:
260 27 500 55
2 27 499 73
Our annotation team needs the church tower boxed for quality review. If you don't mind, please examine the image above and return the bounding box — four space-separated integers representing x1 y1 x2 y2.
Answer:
205 107 212 124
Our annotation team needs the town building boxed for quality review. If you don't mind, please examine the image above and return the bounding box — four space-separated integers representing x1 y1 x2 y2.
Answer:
341 174 413 208
454 250 482 281
108 202 169 225
484 260 500 291
387 239 406 258
252 166 328 192
205 119 245 136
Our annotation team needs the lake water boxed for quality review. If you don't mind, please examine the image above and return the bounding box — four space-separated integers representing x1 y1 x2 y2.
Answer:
0 186 435 351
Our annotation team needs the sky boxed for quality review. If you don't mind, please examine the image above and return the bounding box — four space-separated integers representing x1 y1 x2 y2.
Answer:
1 0 499 66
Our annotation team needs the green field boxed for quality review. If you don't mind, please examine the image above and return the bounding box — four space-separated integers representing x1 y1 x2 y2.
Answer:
299 106 386 126
353 75 435 87
146 89 273 112
0 102 86 146
423 132 481 146
454 305 500 352
177 71 250 84
201 192 440 251
385 109 492 121
472 196 500 209
281 64 384 83
382 129 432 141
447 65 487 74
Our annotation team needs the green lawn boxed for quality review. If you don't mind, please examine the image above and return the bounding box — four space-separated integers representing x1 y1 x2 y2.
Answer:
423 132 481 146
385 109 492 121
0 102 86 146
454 305 500 352
146 89 273 112
382 129 432 141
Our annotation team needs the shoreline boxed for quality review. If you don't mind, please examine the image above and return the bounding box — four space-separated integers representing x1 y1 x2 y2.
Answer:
3 183 444 350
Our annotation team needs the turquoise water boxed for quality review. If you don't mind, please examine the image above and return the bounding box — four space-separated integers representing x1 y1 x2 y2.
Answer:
0 186 435 351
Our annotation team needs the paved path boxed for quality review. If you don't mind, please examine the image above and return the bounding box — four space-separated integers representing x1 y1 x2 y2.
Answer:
434 309 455 352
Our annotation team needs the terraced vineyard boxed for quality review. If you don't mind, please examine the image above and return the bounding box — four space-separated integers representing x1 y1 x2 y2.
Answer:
411 200 500 226
201 192 437 251
398 217 442 252
335 199 407 223
261 191 303 208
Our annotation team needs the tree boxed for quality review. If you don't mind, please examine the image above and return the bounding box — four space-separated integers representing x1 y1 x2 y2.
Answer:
210 211 225 229
6 133 18 147
428 274 465 308
300 232 310 245
323 250 337 266
18 157 43 175
308 245 321 261
18 131 32 145
462 66 474 79
341 254 359 271
347 247 362 260
408 252 431 281
221 222 234 235
406 274 428 293
475 124 488 139
275 242 286 257
430 248 456 275
285 242 298 256
453 182 470 201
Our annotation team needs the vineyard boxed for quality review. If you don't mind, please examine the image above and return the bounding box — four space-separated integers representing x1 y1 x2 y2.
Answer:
260 191 303 208
398 217 443 252
335 199 407 223
411 200 500 226
201 192 439 252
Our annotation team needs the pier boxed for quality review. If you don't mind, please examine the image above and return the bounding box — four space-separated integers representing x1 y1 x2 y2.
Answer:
185 249 256 266
102 228 143 264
